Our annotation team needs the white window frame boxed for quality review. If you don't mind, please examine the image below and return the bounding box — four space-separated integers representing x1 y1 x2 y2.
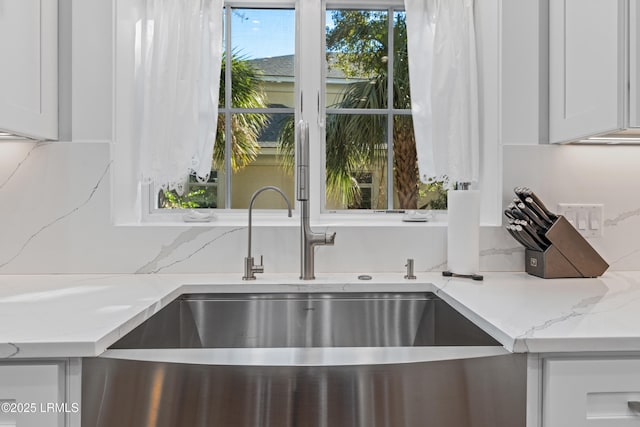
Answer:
112 0 502 226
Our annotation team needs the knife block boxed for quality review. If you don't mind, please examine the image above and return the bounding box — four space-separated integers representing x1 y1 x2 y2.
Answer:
525 216 608 278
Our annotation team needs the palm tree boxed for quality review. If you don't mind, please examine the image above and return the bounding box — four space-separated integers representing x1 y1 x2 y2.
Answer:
215 51 270 172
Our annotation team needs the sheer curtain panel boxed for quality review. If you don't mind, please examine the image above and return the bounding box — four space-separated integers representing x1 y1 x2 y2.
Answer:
404 0 479 185
138 0 223 194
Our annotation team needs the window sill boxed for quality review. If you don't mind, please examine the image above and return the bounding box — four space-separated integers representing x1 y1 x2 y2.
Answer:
116 211 502 228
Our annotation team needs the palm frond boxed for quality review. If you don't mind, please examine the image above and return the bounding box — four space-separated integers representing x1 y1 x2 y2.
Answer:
214 51 270 172
276 117 296 174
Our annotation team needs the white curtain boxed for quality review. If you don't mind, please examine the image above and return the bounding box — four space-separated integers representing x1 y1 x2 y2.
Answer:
138 0 223 194
404 0 480 185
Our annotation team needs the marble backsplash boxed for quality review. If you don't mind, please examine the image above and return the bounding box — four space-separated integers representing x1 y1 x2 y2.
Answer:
0 140 639 274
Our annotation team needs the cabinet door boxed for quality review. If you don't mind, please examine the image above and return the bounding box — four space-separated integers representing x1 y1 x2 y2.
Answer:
549 0 623 143
631 0 640 128
544 358 640 427
0 363 65 427
0 0 57 140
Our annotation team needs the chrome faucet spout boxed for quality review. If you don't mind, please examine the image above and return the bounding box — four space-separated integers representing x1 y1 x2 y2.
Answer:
243 186 292 280
296 120 336 280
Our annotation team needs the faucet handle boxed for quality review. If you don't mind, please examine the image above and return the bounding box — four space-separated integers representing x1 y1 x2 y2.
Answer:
325 232 336 245
404 258 416 280
253 255 264 274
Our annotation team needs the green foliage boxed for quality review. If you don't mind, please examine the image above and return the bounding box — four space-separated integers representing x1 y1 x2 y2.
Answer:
159 187 217 209
214 51 270 172
419 178 448 210
324 111 387 207
276 117 296 174
326 10 411 109
326 10 389 78
392 14 411 110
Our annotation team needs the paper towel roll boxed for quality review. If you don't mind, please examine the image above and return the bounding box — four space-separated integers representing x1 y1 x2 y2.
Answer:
447 190 480 275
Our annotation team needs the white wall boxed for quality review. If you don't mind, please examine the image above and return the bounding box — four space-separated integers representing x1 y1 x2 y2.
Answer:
1 0 639 275
3 140 640 274
502 144 640 271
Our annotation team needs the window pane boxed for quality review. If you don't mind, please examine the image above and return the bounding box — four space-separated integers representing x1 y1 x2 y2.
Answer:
220 10 226 108
393 10 411 109
325 113 388 210
325 9 388 109
231 9 295 108
157 171 221 209
231 113 295 209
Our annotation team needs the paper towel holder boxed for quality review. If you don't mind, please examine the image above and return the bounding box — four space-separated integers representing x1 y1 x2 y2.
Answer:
444 186 483 281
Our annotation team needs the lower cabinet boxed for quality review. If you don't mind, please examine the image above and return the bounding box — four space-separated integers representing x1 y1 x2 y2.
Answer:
0 360 81 427
543 357 640 427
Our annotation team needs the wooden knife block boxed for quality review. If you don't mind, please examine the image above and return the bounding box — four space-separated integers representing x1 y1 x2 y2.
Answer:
525 216 608 278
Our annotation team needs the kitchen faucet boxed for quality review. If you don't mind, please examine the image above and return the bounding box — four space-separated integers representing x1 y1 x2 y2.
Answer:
297 121 336 280
243 186 292 280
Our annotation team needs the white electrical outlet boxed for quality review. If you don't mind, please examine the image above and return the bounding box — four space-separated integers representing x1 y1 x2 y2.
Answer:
557 203 604 238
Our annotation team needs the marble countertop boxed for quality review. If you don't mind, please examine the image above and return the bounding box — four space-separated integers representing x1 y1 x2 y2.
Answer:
1 271 640 358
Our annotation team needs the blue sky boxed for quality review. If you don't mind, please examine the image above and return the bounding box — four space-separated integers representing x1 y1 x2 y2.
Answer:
229 9 343 59
230 9 295 59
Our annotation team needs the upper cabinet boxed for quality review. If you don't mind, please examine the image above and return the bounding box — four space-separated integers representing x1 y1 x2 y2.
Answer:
0 0 58 140
549 0 625 143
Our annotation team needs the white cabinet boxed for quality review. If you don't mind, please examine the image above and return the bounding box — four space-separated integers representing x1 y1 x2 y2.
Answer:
0 360 80 427
501 0 545 144
0 0 58 140
549 0 624 143
0 363 64 427
543 357 640 427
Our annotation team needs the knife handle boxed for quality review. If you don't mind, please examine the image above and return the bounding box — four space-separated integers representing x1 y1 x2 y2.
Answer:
516 201 548 229
512 225 544 251
509 206 528 222
520 222 550 249
506 226 536 250
525 197 554 226
523 189 558 220
504 209 517 221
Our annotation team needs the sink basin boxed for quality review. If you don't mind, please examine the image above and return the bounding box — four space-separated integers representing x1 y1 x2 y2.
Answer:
110 292 499 349
83 291 526 427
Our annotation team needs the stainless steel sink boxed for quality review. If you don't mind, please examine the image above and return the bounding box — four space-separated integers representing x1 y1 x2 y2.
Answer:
82 292 526 427
110 292 499 349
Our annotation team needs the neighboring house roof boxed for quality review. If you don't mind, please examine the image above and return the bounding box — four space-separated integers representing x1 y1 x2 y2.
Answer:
257 104 289 146
248 54 354 80
248 55 294 80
